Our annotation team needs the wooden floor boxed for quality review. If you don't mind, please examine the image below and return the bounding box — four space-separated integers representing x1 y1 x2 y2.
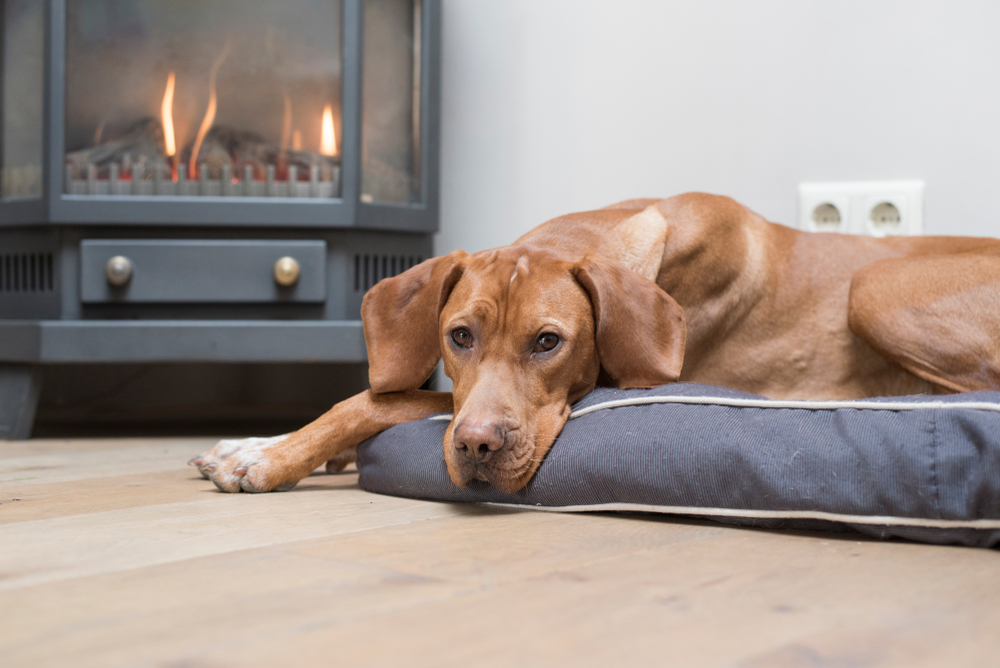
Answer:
2 438 999 668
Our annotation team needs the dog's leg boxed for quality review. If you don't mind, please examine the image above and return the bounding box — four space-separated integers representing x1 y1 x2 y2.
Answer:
325 446 357 474
189 390 453 493
849 247 1000 393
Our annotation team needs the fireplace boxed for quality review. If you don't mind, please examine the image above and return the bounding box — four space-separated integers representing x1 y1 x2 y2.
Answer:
0 0 440 438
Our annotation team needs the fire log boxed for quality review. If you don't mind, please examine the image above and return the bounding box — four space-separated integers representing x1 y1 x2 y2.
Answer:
65 118 170 180
182 126 339 181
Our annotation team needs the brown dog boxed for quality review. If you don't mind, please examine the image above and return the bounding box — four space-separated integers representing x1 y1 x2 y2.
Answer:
190 193 1000 494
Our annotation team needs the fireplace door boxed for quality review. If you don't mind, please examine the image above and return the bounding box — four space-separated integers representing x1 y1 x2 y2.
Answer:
2 0 45 200
64 0 344 199
362 0 421 205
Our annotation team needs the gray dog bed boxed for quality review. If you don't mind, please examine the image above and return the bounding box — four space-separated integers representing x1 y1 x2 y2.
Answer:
355 383 1000 547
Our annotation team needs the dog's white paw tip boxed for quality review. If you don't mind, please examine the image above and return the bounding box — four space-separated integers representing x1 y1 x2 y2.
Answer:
239 477 259 493
233 466 249 477
211 476 239 494
188 456 204 466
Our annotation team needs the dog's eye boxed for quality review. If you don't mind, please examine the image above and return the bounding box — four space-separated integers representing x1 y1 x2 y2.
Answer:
451 327 473 348
534 333 560 353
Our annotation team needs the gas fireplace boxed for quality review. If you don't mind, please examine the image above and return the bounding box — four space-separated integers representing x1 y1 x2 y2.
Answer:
0 0 440 438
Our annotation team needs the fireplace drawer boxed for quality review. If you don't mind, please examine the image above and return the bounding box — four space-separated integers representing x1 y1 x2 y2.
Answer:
80 240 326 303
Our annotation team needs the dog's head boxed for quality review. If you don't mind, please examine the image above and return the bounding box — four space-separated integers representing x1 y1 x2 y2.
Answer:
361 245 685 493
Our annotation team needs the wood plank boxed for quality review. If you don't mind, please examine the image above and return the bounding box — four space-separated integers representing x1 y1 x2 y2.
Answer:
1 510 725 668
0 438 216 487
0 467 358 525
0 482 466 591
201 521 1000 667
0 437 211 460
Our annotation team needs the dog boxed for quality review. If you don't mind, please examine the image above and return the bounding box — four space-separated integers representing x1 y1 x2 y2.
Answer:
190 192 1000 494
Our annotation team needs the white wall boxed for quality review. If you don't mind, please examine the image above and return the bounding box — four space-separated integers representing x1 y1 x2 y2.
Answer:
437 0 1000 254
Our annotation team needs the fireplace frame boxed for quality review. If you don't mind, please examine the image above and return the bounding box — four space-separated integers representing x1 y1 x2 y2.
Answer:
0 0 440 231
0 0 441 440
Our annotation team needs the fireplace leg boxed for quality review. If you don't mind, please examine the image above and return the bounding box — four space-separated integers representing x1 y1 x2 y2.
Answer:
0 364 43 440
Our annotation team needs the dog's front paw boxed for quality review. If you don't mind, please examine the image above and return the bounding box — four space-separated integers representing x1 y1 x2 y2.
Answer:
188 435 299 493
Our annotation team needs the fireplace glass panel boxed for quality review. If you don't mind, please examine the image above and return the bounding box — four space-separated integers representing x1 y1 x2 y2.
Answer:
361 0 421 205
64 0 343 199
2 0 45 200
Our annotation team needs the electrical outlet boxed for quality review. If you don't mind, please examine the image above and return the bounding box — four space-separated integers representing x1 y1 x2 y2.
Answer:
798 181 924 236
799 184 851 234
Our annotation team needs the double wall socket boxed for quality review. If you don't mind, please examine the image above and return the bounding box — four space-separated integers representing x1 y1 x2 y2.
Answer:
798 181 924 237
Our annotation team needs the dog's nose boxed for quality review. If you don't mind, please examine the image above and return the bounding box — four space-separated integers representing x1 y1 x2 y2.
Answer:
453 421 506 462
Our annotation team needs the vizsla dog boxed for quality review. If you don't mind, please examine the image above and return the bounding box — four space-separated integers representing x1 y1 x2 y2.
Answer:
191 193 1000 493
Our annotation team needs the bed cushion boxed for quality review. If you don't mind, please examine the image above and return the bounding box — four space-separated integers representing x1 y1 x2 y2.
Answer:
354 383 1000 547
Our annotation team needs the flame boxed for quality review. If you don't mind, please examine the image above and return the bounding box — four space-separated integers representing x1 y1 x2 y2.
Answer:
161 71 176 157
320 104 337 156
189 42 232 178
281 93 293 151
292 129 302 151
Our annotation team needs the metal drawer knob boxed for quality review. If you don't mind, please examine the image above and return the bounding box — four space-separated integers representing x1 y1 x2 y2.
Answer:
273 256 301 286
105 255 133 286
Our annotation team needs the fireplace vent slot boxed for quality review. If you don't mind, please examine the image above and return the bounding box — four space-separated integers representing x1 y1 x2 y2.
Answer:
0 253 55 293
354 254 424 292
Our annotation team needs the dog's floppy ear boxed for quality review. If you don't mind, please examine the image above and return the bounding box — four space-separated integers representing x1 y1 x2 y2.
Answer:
573 254 686 389
362 250 469 393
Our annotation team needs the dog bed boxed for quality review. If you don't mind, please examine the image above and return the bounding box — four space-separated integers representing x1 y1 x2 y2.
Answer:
355 383 1000 547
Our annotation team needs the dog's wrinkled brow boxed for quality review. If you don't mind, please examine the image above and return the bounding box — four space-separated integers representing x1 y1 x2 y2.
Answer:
447 299 499 327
